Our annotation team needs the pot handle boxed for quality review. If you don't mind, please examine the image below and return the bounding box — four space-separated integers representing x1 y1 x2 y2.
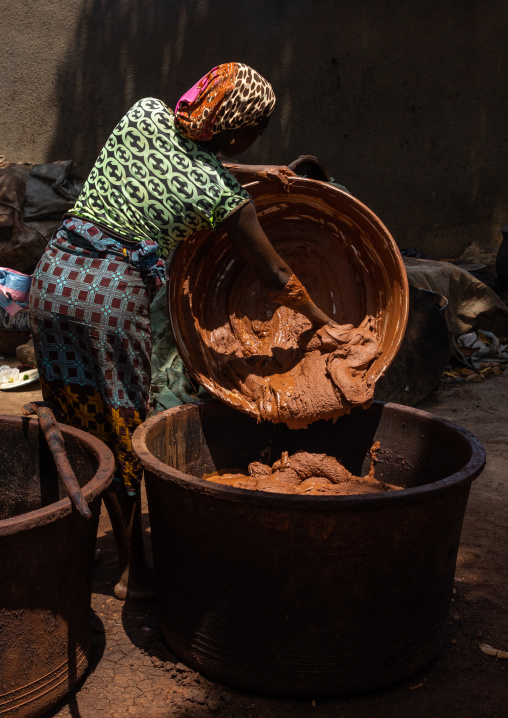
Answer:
21 402 92 519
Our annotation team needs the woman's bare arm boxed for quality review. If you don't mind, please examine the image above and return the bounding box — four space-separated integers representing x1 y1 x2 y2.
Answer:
223 201 336 327
222 162 295 185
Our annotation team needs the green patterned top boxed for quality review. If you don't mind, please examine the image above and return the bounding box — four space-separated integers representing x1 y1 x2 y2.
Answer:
70 97 251 258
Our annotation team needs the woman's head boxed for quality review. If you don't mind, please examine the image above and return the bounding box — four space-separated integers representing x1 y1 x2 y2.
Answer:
174 63 275 153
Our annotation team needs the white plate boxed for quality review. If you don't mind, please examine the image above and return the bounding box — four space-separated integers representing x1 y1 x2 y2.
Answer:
0 368 40 390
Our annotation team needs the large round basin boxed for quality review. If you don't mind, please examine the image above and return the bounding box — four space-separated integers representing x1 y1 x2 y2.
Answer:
168 178 409 422
133 400 485 698
0 415 114 718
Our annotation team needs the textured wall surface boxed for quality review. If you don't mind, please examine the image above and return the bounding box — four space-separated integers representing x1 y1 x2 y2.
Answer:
2 0 508 258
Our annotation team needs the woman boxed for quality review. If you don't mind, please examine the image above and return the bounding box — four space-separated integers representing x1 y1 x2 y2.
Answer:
29 62 336 600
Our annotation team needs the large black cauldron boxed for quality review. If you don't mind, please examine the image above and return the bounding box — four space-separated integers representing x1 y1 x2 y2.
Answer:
133 400 484 698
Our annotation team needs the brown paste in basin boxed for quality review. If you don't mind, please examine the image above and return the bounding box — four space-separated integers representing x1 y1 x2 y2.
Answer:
204 443 402 496
180 251 382 429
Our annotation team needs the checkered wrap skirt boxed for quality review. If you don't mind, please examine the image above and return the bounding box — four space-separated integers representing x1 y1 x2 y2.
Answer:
29 217 166 495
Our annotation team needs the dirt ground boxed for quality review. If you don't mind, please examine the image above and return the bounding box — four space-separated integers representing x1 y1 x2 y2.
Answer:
1 361 507 718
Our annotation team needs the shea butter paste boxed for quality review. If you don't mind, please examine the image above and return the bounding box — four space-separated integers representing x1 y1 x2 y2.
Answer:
204 443 402 496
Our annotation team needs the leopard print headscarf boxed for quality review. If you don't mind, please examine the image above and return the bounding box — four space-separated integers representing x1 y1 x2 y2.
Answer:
174 63 276 141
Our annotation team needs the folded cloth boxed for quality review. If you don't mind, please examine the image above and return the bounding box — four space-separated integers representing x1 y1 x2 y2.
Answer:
0 267 32 316
0 306 30 329
456 330 508 369
403 257 508 338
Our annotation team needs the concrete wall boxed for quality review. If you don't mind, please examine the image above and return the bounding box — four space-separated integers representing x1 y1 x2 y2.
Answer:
2 0 508 259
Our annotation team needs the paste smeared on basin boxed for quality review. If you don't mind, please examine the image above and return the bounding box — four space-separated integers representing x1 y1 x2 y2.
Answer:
192 258 382 429
170 179 409 428
204 443 402 496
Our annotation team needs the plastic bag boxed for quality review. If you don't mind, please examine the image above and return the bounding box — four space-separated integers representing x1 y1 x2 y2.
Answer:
23 160 84 221
0 365 19 385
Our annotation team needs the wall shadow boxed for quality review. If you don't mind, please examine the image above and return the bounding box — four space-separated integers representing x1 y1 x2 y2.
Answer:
47 0 299 174
46 1 508 257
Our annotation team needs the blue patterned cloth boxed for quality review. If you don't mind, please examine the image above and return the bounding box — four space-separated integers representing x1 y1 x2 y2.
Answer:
60 216 167 291
0 267 32 315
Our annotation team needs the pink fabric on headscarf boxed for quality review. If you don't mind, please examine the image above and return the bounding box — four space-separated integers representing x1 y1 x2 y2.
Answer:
175 67 218 112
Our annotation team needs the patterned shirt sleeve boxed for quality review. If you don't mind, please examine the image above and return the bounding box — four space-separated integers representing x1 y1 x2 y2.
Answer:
207 165 251 228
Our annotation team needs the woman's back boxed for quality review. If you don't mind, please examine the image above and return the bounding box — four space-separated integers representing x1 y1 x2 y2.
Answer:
70 97 250 257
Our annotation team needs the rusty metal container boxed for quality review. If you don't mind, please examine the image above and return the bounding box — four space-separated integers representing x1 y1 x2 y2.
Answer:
133 400 485 698
0 415 114 718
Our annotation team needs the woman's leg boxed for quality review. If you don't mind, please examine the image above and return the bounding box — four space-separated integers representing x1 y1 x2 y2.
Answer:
102 480 154 600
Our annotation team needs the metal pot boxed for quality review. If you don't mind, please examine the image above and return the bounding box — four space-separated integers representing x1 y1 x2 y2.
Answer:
0 415 114 717
133 399 485 698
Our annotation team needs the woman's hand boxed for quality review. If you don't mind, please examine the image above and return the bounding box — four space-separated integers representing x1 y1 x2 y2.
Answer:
259 165 296 190
223 163 296 186
258 165 296 179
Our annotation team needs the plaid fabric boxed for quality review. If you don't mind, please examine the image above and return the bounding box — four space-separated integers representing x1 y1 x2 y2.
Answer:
29 218 162 494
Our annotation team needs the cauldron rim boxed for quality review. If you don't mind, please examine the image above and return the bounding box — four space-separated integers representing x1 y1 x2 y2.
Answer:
133 400 485 509
0 414 115 536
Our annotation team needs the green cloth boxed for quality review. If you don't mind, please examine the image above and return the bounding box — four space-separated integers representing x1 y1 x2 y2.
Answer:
149 287 210 413
70 97 251 259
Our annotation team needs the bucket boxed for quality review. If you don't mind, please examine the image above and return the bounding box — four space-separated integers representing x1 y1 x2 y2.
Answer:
133 399 485 698
0 415 114 718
